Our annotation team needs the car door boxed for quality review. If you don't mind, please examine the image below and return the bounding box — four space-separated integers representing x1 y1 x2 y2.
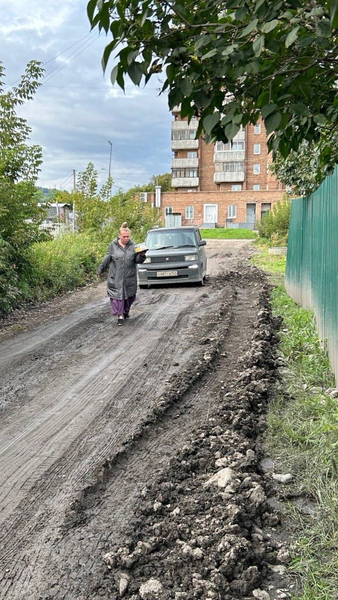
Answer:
195 229 206 276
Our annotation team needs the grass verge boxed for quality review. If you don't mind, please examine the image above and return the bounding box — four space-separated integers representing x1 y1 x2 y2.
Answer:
252 245 338 600
200 228 257 239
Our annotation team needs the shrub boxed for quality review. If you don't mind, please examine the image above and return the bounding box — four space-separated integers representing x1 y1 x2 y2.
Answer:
257 195 290 246
27 232 105 301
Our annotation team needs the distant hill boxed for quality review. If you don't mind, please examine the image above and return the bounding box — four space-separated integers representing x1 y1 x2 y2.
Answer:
38 187 58 197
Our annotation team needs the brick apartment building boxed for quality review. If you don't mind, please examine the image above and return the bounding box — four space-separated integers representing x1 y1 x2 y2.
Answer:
145 107 286 229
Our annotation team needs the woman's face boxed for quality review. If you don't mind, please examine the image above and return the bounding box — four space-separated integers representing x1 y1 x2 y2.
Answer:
119 231 130 244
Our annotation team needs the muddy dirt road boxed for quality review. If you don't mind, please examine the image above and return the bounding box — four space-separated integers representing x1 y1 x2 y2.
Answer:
0 241 291 600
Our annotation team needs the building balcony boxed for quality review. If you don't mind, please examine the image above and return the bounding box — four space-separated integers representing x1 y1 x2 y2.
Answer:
172 177 199 187
214 171 245 183
234 129 245 140
172 139 199 150
214 150 245 162
171 158 199 168
171 120 199 131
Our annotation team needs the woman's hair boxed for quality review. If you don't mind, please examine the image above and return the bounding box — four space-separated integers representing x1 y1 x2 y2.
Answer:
119 221 130 234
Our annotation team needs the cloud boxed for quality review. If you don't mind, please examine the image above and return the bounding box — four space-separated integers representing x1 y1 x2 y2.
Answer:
0 0 172 191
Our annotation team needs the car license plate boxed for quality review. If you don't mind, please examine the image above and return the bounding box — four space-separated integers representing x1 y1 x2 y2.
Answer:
157 271 178 277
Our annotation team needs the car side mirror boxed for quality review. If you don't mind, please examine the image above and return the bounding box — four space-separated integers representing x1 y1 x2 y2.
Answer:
199 240 207 246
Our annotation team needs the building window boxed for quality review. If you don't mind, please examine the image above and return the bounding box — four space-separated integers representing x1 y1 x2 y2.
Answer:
253 164 261 174
172 168 198 178
187 151 198 158
254 124 261 134
165 207 173 216
220 162 244 173
185 205 194 219
261 203 271 217
172 130 197 140
216 141 245 152
228 205 237 219
253 184 260 191
231 185 242 191
254 144 261 155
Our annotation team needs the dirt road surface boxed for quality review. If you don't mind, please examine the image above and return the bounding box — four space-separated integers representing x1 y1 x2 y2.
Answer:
0 240 292 600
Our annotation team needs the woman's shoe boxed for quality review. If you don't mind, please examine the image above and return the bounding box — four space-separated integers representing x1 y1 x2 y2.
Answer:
117 317 124 326
124 313 130 319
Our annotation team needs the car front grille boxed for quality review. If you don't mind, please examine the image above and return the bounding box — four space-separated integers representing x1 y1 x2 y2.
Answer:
150 255 185 263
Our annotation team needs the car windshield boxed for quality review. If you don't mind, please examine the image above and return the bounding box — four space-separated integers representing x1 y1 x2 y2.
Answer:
146 230 197 250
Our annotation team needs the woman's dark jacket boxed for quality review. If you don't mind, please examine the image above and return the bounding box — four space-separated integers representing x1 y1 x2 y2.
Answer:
97 238 145 300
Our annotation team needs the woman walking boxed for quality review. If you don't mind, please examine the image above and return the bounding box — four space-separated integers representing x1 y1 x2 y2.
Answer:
97 222 147 325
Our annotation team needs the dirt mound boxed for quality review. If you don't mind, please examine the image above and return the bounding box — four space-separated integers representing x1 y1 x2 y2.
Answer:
88 285 290 600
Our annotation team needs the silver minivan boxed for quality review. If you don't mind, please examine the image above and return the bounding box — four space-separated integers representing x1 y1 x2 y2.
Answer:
137 226 207 288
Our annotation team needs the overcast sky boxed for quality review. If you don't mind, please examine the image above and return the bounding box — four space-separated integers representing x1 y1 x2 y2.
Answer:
0 0 172 192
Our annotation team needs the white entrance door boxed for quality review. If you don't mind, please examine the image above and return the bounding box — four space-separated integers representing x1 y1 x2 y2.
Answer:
204 204 218 224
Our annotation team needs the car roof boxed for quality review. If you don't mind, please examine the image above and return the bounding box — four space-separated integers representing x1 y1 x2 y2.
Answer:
147 227 198 233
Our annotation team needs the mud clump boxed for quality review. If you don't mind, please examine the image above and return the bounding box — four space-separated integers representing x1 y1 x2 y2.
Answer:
92 284 290 600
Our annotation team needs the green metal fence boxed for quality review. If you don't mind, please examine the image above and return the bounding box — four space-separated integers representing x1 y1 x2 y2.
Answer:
286 167 338 383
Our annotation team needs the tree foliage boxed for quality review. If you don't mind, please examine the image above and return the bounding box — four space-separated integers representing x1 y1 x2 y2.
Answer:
0 60 45 315
271 132 338 196
88 0 338 168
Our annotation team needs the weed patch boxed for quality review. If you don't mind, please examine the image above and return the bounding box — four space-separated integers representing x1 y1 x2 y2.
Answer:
253 249 338 599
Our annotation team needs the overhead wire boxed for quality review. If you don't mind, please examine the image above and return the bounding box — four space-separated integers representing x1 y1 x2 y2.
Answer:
42 33 102 85
4 30 98 90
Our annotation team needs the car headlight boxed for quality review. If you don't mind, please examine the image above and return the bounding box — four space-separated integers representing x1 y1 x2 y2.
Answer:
144 257 151 263
184 254 198 261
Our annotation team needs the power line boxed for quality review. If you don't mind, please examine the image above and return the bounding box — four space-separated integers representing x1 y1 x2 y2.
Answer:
4 31 98 90
42 34 101 85
43 31 95 67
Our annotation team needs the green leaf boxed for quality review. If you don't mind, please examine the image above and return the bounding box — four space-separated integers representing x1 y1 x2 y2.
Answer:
201 49 218 61
203 112 220 135
168 87 183 109
141 8 150 27
257 91 269 108
128 62 143 86
87 0 98 23
116 66 125 91
285 26 299 47
235 7 248 20
331 0 338 29
222 45 237 57
317 19 331 38
233 113 243 124
262 103 278 118
240 18 258 37
224 122 240 140
253 35 264 56
101 41 116 72
127 49 139 66
314 114 326 125
262 19 279 33
290 103 311 116
180 78 193 97
194 35 211 50
110 64 119 85
265 111 282 134
194 90 212 109
180 97 192 119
